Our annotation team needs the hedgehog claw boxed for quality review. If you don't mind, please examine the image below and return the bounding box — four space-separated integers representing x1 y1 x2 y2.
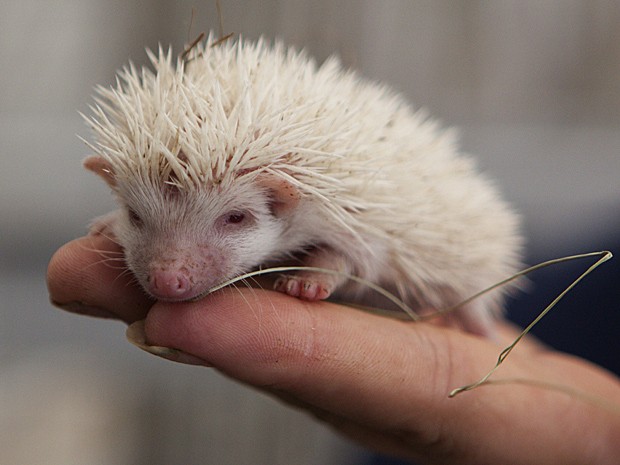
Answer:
274 275 331 301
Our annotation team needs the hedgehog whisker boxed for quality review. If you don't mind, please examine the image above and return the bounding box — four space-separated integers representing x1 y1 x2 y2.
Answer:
229 280 262 325
83 256 127 272
79 240 124 255
115 267 138 287
195 265 421 320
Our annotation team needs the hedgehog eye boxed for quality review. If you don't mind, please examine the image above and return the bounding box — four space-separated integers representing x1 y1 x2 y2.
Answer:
225 212 246 224
127 208 143 227
217 211 251 229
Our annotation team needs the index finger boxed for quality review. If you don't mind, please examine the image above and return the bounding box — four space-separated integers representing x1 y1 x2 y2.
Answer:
46 234 153 323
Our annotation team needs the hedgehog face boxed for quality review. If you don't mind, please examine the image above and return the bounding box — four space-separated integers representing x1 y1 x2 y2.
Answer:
119 174 297 300
120 187 285 300
85 155 304 301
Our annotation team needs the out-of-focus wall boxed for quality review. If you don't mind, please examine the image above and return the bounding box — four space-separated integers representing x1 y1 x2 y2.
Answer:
4 1 620 124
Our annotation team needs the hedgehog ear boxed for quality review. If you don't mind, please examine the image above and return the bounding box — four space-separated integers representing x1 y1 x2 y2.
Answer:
256 174 300 217
83 155 117 188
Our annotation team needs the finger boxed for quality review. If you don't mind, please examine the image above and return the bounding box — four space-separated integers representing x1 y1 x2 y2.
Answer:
46 235 153 323
140 288 620 464
139 289 513 460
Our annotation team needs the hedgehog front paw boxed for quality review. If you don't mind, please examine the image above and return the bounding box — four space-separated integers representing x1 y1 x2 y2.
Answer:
273 275 332 301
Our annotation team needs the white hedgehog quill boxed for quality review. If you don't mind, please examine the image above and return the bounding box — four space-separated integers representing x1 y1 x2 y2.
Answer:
82 34 523 337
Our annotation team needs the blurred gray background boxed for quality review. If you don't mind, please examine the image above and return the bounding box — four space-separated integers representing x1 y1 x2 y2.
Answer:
1 1 619 464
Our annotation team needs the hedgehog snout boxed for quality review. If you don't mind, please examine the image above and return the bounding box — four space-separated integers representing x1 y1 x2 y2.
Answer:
142 247 226 301
148 268 194 301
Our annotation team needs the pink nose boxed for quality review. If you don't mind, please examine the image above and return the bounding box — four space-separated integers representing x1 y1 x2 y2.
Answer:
149 270 193 300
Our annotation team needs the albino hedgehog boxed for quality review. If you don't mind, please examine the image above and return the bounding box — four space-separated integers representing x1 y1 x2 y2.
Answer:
82 35 522 336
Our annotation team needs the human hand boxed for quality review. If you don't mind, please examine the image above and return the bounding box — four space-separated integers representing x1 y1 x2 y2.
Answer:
47 234 620 465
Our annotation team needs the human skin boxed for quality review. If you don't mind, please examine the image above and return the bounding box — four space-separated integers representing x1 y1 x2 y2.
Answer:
47 234 620 465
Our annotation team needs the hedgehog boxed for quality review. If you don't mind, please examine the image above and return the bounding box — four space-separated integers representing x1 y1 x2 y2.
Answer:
82 34 523 337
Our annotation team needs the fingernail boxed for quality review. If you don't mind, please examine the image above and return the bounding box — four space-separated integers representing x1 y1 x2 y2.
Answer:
126 320 210 366
52 300 118 319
